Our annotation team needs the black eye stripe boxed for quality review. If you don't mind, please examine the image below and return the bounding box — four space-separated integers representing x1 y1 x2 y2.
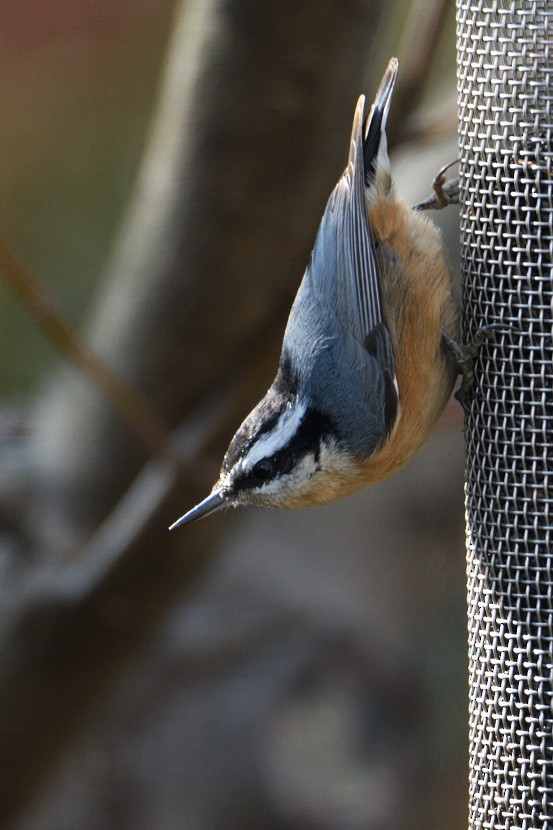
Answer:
232 407 336 492
250 459 274 483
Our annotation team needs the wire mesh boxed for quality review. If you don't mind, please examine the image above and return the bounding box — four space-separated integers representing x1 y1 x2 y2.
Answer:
456 1 553 827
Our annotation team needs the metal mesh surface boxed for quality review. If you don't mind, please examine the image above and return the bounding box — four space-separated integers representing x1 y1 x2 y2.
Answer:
456 1 553 827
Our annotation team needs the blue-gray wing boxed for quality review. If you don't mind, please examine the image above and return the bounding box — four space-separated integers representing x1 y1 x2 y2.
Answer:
310 90 398 378
323 95 385 344
282 78 400 456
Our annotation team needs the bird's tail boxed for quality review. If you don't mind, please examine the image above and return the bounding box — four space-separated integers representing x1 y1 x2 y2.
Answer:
362 57 398 187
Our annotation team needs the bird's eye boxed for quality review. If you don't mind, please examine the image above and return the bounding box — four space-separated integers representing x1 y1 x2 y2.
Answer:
250 459 274 484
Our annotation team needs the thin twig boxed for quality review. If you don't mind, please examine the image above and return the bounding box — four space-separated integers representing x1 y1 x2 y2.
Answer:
65 382 236 599
0 236 171 458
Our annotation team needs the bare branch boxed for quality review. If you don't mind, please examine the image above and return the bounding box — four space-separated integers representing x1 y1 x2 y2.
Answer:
0 237 171 458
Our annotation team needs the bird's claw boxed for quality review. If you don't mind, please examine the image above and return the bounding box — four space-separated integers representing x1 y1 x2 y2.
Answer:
442 324 513 412
415 159 460 211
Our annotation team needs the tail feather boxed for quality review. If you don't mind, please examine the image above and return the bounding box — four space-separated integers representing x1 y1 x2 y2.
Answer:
363 57 398 187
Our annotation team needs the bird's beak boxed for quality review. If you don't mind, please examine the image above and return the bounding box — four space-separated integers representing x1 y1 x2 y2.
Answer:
169 489 227 530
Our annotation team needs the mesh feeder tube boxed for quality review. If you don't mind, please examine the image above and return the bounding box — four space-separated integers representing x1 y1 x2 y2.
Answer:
457 2 553 828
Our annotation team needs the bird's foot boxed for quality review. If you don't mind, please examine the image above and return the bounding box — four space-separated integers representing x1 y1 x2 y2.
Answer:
415 159 460 211
442 325 512 412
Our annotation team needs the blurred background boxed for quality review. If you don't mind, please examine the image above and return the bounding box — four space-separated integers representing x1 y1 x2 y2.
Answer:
0 1 467 828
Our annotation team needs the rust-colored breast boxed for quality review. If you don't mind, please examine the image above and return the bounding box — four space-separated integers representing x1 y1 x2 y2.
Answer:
355 190 459 485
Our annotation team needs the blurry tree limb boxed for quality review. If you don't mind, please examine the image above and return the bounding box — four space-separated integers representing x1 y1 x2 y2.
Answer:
0 387 231 827
400 98 457 146
0 237 171 459
0 300 287 826
389 0 453 143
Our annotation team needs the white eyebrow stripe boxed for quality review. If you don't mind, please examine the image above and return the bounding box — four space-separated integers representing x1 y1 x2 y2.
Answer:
240 400 307 471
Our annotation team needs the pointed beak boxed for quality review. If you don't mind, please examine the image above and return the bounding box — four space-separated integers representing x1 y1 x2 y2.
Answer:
169 489 227 530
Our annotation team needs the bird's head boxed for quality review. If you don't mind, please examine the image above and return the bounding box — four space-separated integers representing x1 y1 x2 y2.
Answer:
170 365 359 528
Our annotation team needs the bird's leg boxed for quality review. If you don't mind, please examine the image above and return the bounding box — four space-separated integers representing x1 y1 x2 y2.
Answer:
442 325 512 412
415 159 460 211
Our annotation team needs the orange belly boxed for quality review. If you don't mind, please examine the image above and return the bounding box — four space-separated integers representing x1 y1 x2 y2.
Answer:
355 190 459 485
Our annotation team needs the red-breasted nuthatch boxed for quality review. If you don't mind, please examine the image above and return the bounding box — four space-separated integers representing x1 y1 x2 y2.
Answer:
170 57 460 528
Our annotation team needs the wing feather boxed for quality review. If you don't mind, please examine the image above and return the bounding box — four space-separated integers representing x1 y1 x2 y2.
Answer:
340 94 383 338
320 64 398 376
281 60 401 453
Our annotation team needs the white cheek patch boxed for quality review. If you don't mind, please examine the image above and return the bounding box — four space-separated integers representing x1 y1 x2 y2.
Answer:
237 399 308 473
231 438 358 508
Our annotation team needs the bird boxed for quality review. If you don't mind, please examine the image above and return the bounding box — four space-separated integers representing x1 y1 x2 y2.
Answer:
170 57 460 529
